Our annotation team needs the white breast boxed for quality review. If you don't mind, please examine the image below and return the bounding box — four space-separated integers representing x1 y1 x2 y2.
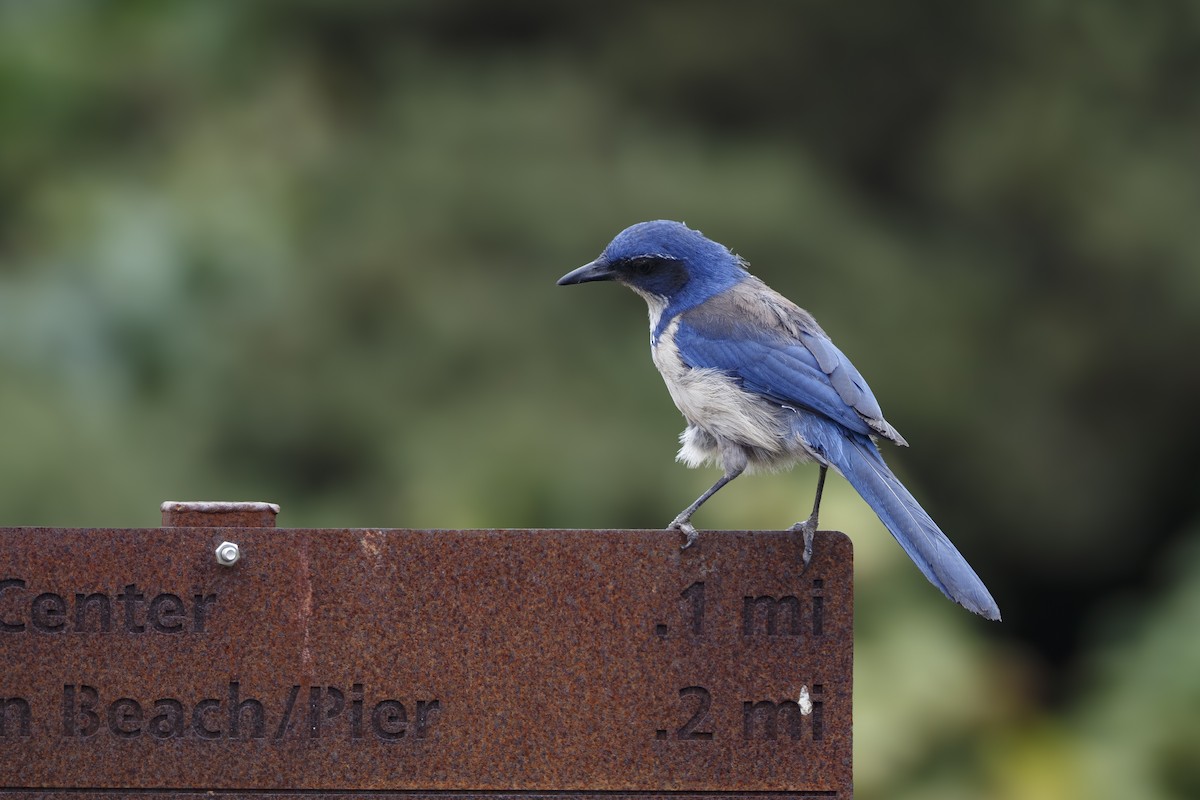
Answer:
651 318 792 468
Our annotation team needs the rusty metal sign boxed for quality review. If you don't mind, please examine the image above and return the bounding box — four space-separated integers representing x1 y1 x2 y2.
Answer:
0 503 853 797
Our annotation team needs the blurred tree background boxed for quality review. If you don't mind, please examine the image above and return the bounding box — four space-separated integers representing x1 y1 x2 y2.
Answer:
2 1 1199 796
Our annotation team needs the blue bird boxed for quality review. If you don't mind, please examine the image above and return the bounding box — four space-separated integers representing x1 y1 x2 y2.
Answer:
558 220 1000 620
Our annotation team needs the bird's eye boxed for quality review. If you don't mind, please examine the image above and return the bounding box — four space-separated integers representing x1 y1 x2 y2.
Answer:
626 257 658 275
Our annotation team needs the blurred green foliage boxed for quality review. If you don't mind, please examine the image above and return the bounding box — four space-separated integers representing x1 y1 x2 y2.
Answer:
2 1 1198 796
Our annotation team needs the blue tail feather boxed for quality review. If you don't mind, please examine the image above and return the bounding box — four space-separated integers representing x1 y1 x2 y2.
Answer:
796 416 1001 620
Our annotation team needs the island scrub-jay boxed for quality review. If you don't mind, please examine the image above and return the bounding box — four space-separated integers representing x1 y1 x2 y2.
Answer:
558 220 1000 620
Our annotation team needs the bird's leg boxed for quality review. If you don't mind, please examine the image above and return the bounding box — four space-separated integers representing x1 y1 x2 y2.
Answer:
790 464 828 569
669 466 744 550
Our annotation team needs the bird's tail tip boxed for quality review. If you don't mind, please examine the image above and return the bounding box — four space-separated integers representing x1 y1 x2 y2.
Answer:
969 599 1002 622
942 565 1002 621
836 431 1003 622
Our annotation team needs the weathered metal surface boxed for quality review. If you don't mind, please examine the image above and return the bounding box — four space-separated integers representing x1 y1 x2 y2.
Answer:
161 500 279 528
0 522 852 797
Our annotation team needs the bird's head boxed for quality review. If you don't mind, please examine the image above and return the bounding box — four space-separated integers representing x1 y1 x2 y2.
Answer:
557 220 747 306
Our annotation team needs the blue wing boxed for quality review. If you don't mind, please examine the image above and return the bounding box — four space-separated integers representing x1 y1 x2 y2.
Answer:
672 282 906 444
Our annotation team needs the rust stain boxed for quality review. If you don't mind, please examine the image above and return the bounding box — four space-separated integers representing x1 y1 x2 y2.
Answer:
361 528 385 562
297 534 314 676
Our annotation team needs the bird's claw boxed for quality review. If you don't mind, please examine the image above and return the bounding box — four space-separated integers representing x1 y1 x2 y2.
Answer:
669 518 700 550
790 517 817 571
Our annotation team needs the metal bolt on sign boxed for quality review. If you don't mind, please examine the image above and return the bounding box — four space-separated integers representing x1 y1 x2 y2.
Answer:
214 541 241 566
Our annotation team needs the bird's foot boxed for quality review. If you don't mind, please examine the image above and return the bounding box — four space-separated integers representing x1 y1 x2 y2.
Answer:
668 516 700 550
790 516 817 571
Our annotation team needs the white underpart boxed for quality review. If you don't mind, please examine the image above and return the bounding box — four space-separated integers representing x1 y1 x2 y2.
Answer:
635 287 669 336
651 316 806 473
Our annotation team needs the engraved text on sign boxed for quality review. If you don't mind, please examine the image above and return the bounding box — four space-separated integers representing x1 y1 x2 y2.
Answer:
0 527 852 795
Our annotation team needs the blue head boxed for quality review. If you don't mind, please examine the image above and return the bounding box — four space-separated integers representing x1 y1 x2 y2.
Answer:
558 221 748 314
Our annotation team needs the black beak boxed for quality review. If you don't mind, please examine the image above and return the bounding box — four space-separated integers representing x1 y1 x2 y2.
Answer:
557 259 615 286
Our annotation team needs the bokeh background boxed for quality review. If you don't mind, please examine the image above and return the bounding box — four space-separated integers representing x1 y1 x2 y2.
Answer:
3 1 1199 797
